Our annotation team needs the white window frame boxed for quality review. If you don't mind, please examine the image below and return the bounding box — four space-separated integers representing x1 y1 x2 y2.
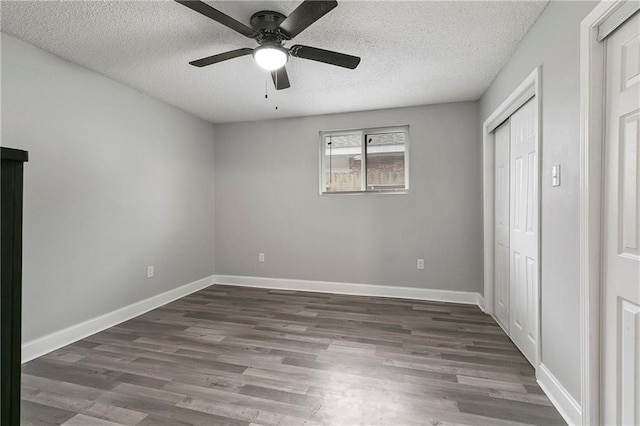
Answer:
318 125 410 195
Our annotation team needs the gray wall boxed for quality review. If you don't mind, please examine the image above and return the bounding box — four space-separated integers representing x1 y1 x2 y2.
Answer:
479 1 597 403
1 34 216 343
214 102 483 293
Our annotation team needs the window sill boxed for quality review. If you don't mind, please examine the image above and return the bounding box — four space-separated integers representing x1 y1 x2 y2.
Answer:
319 190 409 196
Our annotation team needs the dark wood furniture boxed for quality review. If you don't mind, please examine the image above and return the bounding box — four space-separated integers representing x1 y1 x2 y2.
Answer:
1 147 28 426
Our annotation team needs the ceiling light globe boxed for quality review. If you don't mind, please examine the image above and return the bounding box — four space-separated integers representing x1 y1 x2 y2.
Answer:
254 46 288 71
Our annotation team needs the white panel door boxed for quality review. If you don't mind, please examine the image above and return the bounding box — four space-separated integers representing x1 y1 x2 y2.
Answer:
509 98 538 365
603 12 640 426
494 121 511 331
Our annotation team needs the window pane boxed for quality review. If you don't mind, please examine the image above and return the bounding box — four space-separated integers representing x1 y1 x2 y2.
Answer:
366 132 406 190
323 133 362 192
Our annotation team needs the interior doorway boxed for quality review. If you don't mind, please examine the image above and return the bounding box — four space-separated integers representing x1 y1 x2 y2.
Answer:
581 2 640 424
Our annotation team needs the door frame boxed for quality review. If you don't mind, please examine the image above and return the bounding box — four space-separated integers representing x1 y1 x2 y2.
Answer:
580 1 640 424
482 67 541 367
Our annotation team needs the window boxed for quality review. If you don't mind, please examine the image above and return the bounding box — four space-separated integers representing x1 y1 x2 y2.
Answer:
320 126 409 194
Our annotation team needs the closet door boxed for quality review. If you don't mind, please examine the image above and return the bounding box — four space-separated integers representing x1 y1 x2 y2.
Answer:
509 98 538 365
494 121 510 331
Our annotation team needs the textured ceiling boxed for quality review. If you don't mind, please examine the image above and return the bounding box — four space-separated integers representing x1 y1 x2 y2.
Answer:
1 1 548 123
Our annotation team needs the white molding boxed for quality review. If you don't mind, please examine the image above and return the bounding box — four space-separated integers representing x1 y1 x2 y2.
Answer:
482 114 496 314
579 1 626 424
476 293 486 311
492 313 510 336
485 74 537 134
21 275 216 363
214 275 485 307
538 364 583 426
481 68 542 369
596 0 640 41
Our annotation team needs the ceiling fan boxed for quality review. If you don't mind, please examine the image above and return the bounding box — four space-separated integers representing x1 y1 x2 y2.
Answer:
175 0 361 90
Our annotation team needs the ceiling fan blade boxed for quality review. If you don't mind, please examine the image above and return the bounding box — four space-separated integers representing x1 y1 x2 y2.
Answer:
278 0 337 39
271 67 291 90
290 45 360 69
175 1 259 39
189 48 254 67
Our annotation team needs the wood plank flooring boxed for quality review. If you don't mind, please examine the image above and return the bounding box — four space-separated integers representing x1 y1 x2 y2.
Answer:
21 285 565 425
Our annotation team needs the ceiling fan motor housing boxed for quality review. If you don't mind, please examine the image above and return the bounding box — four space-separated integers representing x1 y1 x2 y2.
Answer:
250 10 287 42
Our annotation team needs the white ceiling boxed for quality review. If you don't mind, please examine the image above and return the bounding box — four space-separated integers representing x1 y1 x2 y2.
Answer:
1 1 548 123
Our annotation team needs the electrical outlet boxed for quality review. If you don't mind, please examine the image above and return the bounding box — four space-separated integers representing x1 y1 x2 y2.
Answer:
258 253 265 263
417 259 425 270
147 265 154 278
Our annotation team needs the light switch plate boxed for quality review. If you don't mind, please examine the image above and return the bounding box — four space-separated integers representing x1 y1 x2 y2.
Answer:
552 164 561 187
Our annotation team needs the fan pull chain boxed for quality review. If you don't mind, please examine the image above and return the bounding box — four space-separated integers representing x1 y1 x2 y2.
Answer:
274 72 279 110
264 73 278 110
265 74 268 99
274 71 278 110
328 136 333 184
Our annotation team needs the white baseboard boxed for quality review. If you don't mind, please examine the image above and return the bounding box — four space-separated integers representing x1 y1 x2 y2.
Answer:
22 274 485 363
21 275 215 363
476 294 486 311
214 275 485 307
537 363 582 425
491 313 510 336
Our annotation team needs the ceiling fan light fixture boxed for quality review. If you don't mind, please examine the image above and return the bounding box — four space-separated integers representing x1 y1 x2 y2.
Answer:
253 46 288 71
177 1 359 91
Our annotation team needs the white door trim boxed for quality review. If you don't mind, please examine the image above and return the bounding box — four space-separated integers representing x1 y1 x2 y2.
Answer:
580 1 639 424
482 67 541 367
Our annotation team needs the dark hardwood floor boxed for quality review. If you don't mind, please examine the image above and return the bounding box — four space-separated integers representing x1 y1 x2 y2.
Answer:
21 285 565 425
